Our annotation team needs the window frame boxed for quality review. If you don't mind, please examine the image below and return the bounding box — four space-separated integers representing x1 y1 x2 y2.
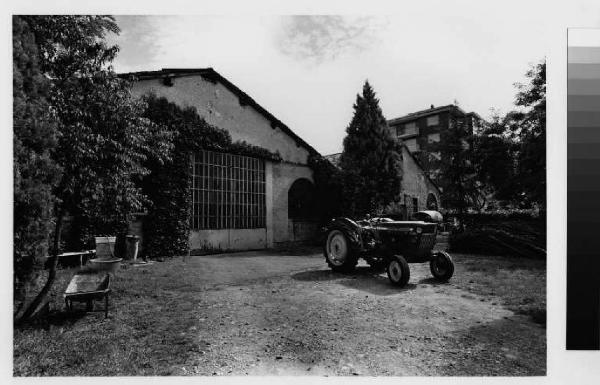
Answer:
191 150 266 230
426 115 439 127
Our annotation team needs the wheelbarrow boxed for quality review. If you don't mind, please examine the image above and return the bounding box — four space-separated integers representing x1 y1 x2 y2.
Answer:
64 272 111 318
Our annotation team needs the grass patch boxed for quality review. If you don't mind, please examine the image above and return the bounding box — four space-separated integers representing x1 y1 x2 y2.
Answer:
13 258 205 376
451 253 546 325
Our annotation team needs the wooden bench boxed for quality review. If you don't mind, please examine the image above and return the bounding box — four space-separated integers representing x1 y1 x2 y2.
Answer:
44 250 96 269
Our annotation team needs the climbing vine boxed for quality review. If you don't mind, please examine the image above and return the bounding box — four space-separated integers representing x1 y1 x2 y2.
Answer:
142 94 281 258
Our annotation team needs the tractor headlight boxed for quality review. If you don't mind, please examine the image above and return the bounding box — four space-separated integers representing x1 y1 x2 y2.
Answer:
416 227 423 234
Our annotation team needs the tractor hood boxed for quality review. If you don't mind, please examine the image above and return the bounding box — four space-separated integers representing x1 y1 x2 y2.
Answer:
412 210 444 223
369 219 438 233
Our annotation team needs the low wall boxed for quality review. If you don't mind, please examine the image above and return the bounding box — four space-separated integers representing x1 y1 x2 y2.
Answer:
189 228 267 254
288 220 319 242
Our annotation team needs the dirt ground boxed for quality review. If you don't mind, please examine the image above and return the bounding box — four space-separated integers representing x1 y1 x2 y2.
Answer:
176 251 544 376
13 247 546 376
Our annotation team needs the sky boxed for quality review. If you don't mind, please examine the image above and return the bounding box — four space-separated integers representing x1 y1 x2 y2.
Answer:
107 3 600 155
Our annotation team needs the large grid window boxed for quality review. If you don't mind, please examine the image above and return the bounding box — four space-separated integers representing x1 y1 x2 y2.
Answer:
192 150 266 230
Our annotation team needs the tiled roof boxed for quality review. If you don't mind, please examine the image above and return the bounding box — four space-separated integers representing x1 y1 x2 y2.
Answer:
119 68 320 156
323 153 342 167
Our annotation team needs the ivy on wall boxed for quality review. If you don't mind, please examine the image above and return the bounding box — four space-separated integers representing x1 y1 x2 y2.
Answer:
141 94 281 258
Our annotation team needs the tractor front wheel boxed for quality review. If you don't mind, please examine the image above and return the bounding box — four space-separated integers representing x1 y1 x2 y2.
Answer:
387 255 410 287
429 251 454 282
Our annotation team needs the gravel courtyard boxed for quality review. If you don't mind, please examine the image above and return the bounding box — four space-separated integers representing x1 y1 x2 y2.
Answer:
13 248 546 376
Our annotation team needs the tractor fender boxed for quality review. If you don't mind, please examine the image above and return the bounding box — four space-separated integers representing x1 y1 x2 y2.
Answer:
325 217 364 251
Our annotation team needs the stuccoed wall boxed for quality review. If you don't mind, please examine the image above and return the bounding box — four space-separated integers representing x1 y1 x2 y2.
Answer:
400 146 441 214
131 75 316 251
271 162 314 245
131 75 310 164
188 228 267 253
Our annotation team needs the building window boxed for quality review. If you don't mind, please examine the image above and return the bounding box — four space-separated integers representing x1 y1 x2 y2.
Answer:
426 115 439 126
405 122 417 134
404 138 419 152
427 133 440 143
397 122 418 138
191 150 266 230
405 122 418 135
395 126 402 137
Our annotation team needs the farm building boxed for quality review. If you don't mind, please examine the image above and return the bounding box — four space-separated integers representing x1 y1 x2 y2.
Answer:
324 145 441 219
123 68 320 252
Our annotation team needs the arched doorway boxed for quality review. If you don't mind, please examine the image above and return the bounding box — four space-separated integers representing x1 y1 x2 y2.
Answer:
288 178 317 242
288 178 316 220
426 193 439 211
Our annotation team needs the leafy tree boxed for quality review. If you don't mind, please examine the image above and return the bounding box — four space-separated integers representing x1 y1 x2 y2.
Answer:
513 60 546 208
428 115 479 222
339 81 403 217
21 16 172 248
13 17 61 312
15 16 171 323
472 114 518 203
467 61 545 211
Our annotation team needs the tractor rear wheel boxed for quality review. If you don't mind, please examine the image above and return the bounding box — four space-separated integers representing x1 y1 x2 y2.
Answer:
324 229 358 272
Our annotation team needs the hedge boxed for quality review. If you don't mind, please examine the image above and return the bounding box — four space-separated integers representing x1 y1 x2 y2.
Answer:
449 215 546 259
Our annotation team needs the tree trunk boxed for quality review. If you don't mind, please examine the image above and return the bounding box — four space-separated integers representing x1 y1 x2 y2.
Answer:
15 205 64 325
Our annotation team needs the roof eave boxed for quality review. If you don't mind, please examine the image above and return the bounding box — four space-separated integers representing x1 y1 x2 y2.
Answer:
388 104 471 125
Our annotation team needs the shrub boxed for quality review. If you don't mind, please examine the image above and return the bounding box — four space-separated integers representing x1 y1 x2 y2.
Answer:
308 153 344 224
449 214 546 259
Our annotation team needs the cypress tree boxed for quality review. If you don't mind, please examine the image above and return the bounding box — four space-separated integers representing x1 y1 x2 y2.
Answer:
13 16 61 312
339 81 403 217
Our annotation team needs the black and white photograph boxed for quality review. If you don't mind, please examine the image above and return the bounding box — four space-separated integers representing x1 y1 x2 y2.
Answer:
3 0 600 382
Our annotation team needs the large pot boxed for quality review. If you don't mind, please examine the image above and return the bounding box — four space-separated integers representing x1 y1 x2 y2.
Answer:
89 258 123 274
